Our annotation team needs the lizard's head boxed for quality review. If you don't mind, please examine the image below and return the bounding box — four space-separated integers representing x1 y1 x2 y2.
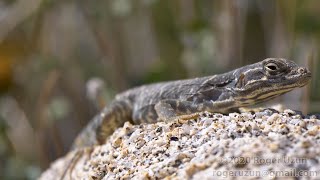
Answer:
232 58 311 105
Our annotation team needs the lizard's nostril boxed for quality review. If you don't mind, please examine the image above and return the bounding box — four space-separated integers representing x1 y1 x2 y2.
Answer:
298 68 305 74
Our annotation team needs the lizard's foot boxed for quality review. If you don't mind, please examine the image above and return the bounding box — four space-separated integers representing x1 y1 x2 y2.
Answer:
155 100 199 123
163 112 200 123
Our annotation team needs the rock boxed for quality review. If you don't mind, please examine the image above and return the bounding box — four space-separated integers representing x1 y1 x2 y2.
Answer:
39 109 320 180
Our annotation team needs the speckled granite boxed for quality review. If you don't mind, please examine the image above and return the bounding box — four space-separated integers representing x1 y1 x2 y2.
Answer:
39 109 320 180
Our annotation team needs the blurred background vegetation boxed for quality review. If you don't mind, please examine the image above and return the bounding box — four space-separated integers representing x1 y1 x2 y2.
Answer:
0 0 319 179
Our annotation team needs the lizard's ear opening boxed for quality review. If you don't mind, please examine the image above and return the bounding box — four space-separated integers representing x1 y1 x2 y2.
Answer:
235 73 246 89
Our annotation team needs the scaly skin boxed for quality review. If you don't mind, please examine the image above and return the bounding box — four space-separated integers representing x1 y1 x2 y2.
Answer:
72 58 311 149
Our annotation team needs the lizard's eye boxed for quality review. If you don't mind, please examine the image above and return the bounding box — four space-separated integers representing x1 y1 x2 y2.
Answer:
265 63 279 72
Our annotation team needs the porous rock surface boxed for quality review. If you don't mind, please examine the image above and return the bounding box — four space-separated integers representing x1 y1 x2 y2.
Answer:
40 109 320 179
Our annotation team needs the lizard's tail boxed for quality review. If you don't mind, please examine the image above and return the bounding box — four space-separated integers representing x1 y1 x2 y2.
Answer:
71 100 133 149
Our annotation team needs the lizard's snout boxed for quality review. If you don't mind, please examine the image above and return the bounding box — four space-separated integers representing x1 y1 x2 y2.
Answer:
294 67 312 87
297 67 311 76
290 66 311 78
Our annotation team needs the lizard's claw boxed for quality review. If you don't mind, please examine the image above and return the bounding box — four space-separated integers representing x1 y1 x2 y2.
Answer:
167 113 200 123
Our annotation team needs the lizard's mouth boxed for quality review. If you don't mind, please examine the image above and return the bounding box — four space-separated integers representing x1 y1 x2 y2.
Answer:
299 73 312 87
286 69 311 87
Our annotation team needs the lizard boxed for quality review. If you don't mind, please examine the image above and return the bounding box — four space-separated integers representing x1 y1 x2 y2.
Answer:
72 58 311 149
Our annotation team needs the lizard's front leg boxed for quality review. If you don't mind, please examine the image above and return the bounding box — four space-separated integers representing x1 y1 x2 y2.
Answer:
154 100 201 122
154 99 236 122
